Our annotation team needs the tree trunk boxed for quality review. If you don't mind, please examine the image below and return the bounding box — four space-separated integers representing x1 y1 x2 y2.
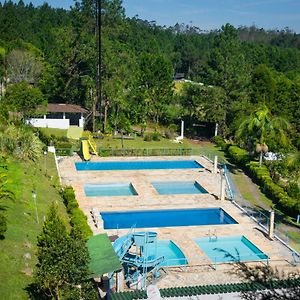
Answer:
259 151 263 166
104 101 108 131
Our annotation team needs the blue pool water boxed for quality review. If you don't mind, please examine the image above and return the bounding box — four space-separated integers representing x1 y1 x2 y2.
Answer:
194 236 268 263
152 181 208 195
84 183 138 197
75 160 203 171
146 240 188 266
100 208 237 229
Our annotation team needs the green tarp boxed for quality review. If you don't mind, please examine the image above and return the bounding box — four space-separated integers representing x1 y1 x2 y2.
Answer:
87 233 122 278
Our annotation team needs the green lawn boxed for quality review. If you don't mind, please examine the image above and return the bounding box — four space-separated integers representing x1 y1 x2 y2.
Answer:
95 137 226 161
232 171 273 210
39 127 68 138
0 154 68 300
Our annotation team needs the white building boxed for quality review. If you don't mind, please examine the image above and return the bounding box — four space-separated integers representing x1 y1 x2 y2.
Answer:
26 103 88 129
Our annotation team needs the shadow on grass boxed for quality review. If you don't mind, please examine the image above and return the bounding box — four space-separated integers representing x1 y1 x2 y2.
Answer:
25 283 49 300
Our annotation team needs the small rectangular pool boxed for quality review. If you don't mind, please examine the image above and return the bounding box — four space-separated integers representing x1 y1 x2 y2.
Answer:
100 208 237 229
194 236 268 263
152 181 208 195
84 183 138 197
146 240 188 266
75 160 203 171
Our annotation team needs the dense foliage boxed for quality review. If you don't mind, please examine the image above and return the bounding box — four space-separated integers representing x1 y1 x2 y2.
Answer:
0 0 299 147
33 203 97 299
60 186 93 239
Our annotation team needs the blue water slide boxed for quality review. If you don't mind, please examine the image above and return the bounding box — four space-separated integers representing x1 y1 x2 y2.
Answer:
113 234 134 260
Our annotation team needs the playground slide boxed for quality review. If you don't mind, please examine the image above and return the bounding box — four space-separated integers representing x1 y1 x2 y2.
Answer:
113 234 134 260
82 140 91 161
88 136 97 154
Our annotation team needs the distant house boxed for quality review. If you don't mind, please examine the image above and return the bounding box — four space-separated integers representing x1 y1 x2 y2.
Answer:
173 73 185 80
26 103 89 129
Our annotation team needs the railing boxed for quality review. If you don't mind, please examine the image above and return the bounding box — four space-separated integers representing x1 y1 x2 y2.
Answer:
55 147 73 156
98 148 193 157
223 164 300 259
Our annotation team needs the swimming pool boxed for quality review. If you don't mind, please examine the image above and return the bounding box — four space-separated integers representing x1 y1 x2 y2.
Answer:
194 236 268 263
146 240 188 266
84 183 138 197
100 208 237 229
152 181 208 195
75 160 203 171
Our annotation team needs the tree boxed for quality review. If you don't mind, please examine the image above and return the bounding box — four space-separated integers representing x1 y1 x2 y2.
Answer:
234 262 300 300
34 203 97 299
236 105 290 165
138 53 174 124
0 170 15 238
6 49 43 84
0 46 5 98
2 81 45 118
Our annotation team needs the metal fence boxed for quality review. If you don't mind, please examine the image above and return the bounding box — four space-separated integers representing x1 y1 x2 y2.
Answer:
98 148 194 157
223 165 300 260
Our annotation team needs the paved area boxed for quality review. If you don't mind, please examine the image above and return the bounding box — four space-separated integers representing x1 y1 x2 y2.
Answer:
58 155 299 288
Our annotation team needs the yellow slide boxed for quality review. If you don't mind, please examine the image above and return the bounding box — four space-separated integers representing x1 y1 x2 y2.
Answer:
81 140 91 161
88 134 97 155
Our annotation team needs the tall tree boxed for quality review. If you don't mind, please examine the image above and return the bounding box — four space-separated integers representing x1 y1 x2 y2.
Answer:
34 204 96 299
6 49 43 84
138 53 174 124
236 105 290 165
2 81 45 118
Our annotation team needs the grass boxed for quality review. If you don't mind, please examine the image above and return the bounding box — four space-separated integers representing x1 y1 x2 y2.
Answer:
286 231 300 252
95 137 226 160
232 172 273 209
0 154 68 299
39 127 68 138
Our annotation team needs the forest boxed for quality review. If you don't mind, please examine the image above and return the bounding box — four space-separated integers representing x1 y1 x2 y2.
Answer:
0 0 299 143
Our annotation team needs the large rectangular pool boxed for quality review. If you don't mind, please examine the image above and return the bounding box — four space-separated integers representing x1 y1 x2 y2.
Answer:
194 236 268 263
84 183 138 197
100 208 237 229
152 181 208 195
75 160 203 171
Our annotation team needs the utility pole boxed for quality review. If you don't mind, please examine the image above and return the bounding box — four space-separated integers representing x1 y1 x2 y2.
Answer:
94 0 102 133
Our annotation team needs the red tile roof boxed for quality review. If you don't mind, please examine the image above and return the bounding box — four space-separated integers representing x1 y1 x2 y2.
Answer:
47 103 88 113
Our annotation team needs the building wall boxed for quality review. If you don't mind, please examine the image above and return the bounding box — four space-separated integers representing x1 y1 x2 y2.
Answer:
26 118 70 129
26 115 85 129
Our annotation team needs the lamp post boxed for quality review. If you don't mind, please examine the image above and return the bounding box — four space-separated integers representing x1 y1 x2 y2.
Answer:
32 191 39 224
44 151 48 176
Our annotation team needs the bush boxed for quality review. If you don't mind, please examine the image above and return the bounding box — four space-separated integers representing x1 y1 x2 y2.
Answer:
143 133 152 141
70 208 92 238
228 145 251 165
245 160 299 215
60 186 92 238
212 136 230 150
0 213 7 238
143 132 161 142
152 132 161 141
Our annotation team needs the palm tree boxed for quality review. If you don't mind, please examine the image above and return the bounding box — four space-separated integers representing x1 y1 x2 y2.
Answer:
236 105 290 166
286 151 300 182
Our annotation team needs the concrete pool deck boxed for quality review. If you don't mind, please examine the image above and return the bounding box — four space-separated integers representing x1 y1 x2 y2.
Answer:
58 155 299 288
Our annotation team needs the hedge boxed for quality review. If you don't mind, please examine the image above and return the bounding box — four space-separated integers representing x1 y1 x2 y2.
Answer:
225 144 300 216
61 186 92 238
212 136 231 151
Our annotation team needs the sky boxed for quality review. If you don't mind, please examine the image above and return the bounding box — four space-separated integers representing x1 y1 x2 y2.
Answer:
5 0 300 33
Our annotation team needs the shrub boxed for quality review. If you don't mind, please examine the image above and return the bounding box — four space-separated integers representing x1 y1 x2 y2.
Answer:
70 208 92 238
212 136 230 150
143 133 152 141
152 132 161 141
228 145 250 165
0 213 7 237
60 186 92 238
